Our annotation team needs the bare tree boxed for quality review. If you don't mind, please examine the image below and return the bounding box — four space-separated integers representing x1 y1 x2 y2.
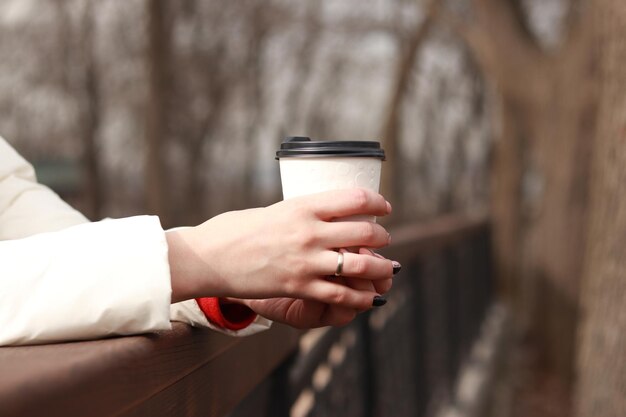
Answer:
239 0 272 209
280 2 323 137
575 1 626 415
169 1 234 224
379 0 441 221
48 0 103 219
144 0 170 225
439 1 596 403
79 0 103 220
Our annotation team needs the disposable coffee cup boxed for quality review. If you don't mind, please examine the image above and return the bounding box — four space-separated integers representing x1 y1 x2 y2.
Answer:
276 136 385 222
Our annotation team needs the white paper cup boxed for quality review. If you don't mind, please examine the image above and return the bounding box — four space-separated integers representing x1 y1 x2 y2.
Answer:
276 137 385 222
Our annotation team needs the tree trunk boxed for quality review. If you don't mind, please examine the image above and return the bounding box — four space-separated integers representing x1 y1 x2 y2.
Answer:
575 1 626 415
144 0 170 226
242 3 268 209
449 0 596 394
489 95 524 313
80 0 102 221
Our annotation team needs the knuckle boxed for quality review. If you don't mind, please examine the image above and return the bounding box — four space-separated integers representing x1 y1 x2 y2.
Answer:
293 259 311 277
288 200 311 218
299 234 314 250
351 256 368 276
351 188 369 211
283 279 298 296
297 225 318 248
360 222 376 242
329 287 348 305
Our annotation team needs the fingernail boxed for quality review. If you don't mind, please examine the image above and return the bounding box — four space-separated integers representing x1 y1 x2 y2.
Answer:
386 201 392 213
392 261 402 275
372 295 387 307
388 233 392 244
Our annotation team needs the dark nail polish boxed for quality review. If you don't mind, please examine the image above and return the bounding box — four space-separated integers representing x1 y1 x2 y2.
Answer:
392 261 402 275
372 295 387 307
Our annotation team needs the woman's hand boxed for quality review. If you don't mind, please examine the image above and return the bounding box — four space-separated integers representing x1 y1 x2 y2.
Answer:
236 249 397 328
168 188 395 311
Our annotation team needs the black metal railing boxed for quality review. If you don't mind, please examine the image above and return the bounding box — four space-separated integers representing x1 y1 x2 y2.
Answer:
229 213 492 417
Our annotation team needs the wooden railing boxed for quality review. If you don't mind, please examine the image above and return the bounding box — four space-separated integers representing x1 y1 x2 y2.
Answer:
0 213 491 417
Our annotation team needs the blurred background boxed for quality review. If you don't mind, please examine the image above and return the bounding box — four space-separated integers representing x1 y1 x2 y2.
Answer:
0 0 492 224
1 0 624 416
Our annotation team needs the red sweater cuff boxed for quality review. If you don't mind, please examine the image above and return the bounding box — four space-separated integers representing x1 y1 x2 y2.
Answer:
195 297 257 331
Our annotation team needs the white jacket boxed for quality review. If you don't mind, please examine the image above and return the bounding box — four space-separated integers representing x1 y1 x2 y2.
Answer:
0 137 270 346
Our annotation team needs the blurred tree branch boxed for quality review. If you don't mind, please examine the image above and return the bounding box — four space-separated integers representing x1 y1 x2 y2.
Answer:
380 0 441 221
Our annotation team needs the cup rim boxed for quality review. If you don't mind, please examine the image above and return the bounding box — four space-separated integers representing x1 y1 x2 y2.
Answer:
276 137 385 160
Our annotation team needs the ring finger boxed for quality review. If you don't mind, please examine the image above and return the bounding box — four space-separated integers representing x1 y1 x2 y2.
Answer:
316 249 393 280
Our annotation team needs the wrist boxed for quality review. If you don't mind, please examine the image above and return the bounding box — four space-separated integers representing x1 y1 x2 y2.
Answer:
166 228 210 303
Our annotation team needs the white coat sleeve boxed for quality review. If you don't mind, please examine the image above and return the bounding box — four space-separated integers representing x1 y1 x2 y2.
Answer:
0 216 173 345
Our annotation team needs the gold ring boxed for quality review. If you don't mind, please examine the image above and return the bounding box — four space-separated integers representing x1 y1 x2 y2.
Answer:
335 251 344 276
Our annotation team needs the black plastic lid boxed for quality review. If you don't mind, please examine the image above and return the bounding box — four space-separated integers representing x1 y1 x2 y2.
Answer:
276 136 385 160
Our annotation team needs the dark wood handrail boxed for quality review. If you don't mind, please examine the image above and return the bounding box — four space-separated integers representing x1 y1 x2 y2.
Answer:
0 213 489 417
0 322 300 417
383 211 489 261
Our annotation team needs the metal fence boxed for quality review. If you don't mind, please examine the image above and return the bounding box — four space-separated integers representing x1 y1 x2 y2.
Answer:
230 213 492 417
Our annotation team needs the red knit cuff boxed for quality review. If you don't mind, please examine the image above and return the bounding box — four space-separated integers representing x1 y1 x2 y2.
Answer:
195 297 257 331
